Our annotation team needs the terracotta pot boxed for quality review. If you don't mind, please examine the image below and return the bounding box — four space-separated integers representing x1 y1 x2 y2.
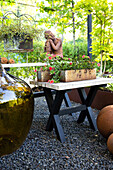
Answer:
107 133 113 154
8 58 15 64
68 88 113 110
97 105 113 138
1 57 8 64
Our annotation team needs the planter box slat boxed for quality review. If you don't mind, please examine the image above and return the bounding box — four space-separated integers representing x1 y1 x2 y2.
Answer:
60 69 96 82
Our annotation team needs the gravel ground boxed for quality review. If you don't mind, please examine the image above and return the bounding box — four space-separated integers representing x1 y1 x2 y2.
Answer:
0 96 113 169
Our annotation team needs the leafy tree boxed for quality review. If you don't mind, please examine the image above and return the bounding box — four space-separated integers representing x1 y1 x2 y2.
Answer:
36 0 86 55
75 0 113 74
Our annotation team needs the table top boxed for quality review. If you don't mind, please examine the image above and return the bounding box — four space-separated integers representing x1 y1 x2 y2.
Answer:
2 62 46 68
38 78 113 91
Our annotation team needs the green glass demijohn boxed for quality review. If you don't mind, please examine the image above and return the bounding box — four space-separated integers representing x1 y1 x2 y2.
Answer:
0 57 34 157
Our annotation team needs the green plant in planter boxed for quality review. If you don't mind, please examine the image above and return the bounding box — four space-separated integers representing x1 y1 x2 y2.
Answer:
38 53 96 83
0 21 43 50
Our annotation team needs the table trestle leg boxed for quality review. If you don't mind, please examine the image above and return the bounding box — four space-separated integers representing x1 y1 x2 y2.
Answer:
44 87 66 142
77 86 99 130
43 88 54 132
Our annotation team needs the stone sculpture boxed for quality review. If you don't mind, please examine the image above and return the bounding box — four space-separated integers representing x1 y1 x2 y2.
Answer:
44 30 63 57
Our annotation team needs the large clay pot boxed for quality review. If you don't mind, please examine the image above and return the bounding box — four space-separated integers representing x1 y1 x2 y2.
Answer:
107 133 113 154
0 65 34 156
97 105 113 138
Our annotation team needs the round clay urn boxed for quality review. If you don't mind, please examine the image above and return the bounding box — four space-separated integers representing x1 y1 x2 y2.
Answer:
107 133 113 154
0 66 34 157
97 105 113 138
8 58 15 64
1 57 8 64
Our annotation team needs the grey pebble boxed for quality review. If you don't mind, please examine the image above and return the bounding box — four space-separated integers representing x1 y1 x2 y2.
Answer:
0 97 113 169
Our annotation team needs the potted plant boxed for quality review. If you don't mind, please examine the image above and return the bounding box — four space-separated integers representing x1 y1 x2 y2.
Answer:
37 53 96 83
0 21 43 52
68 83 113 110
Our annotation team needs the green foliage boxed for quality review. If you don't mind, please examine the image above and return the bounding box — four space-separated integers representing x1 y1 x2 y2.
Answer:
63 39 87 58
27 40 45 63
8 40 45 80
94 54 113 74
36 0 84 44
105 83 113 92
0 21 43 41
4 38 88 80
75 39 87 57
63 42 75 58
0 0 112 81
75 0 113 75
0 0 15 7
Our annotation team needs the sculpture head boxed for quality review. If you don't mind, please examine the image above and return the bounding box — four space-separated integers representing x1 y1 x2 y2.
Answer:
44 30 55 40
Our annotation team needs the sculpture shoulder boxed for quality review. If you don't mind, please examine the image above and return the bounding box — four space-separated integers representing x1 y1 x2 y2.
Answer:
55 38 62 44
56 38 62 42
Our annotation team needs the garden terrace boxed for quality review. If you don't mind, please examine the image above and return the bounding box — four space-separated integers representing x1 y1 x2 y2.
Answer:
0 0 113 168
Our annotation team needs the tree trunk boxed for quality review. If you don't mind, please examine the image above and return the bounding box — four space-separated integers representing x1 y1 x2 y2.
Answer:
100 22 103 75
72 0 76 57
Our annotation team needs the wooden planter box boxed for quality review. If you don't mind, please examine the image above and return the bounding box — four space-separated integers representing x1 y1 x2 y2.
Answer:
37 69 96 82
60 69 96 82
37 71 52 82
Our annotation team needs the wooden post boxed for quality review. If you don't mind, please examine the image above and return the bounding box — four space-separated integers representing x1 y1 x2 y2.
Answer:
87 13 92 59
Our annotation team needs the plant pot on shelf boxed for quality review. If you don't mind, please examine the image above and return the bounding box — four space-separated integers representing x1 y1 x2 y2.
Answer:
4 33 33 52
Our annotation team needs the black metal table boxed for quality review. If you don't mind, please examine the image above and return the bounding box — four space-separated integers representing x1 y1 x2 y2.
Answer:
38 78 113 143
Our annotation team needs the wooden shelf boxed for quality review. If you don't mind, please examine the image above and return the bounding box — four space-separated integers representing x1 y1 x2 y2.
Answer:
2 62 47 68
4 49 34 53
